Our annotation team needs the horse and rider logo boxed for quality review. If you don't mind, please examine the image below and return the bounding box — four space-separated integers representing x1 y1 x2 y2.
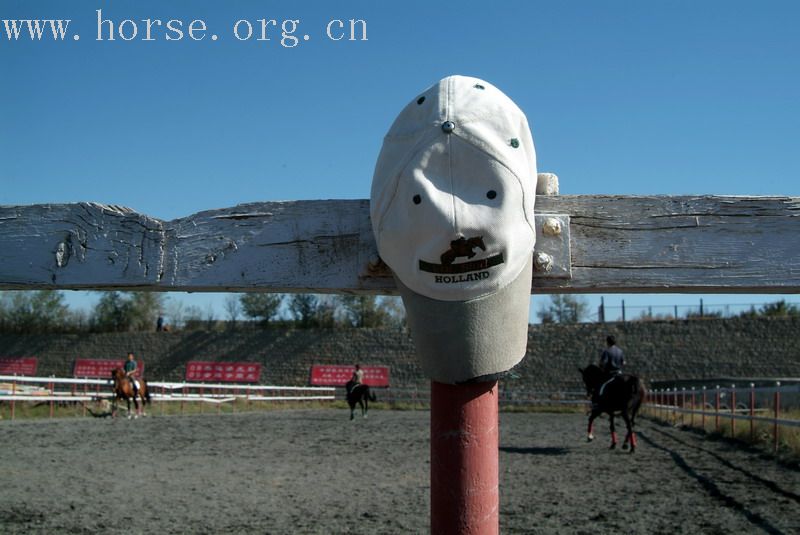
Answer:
418 235 504 277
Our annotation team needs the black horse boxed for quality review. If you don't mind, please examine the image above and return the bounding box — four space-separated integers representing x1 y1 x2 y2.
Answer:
580 364 647 453
346 381 376 420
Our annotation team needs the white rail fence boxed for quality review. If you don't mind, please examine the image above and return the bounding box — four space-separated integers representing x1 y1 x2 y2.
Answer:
646 382 800 452
0 374 335 419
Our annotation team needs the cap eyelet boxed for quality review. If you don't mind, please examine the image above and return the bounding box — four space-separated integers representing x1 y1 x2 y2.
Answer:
474 84 485 90
441 121 455 133
413 194 422 205
510 138 520 148
486 190 497 200
417 96 425 105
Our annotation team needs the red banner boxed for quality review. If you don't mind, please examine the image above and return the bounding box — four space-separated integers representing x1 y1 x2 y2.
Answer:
309 365 390 387
73 359 145 378
0 357 38 376
185 361 261 383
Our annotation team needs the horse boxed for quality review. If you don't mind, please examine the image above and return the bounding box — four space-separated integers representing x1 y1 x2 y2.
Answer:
110 368 151 419
346 381 376 420
579 364 647 453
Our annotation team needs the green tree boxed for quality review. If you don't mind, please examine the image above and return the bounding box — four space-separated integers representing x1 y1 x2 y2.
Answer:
537 295 589 324
240 293 284 325
288 294 320 328
0 290 69 332
758 300 799 317
336 295 394 327
91 291 164 332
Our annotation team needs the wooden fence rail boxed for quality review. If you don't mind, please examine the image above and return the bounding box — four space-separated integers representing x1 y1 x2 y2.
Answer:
2 195 799 294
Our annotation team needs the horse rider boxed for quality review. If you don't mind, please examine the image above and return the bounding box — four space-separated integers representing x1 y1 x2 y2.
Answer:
124 351 140 396
595 336 625 400
599 335 624 377
351 364 364 385
346 364 364 396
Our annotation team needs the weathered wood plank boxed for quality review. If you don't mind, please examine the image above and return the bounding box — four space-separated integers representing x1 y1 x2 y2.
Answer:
1 196 798 294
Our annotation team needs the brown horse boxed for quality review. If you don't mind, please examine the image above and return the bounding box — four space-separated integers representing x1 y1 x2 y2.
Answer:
110 368 150 419
580 365 646 453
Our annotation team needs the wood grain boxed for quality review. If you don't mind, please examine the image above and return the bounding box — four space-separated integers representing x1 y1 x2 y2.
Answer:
1 196 798 294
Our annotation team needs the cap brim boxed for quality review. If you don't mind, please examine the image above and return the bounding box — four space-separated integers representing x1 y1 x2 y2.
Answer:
395 257 533 384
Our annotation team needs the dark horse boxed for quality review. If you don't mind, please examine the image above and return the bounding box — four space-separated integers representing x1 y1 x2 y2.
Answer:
111 368 151 419
580 365 646 453
346 381 376 420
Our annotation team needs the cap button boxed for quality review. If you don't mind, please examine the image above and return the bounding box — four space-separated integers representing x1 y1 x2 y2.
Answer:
441 121 455 134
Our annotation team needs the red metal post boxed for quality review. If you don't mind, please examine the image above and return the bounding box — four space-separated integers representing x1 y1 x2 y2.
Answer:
49 379 54 418
431 381 499 535
681 388 686 426
10 378 16 420
749 383 755 442
701 387 707 430
774 381 781 453
730 384 736 438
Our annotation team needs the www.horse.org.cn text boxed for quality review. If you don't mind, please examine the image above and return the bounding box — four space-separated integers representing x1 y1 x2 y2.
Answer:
2 10 369 47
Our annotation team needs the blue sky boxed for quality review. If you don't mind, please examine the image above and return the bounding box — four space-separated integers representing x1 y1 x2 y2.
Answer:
2 0 799 322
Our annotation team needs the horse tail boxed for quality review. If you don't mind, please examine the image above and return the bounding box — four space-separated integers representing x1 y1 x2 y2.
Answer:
631 377 646 414
145 386 152 404
369 388 376 402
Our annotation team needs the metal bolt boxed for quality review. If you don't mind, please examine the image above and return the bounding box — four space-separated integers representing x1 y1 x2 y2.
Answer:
441 121 455 133
542 217 562 237
533 252 553 273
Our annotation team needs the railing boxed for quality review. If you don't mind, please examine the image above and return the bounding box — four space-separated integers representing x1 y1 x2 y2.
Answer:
0 374 335 419
644 382 800 453
350 386 589 408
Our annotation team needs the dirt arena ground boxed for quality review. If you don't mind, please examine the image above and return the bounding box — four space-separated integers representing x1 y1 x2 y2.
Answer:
1 409 798 534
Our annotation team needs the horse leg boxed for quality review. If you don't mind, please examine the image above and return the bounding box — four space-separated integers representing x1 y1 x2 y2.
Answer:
609 414 618 449
587 410 600 441
621 411 635 453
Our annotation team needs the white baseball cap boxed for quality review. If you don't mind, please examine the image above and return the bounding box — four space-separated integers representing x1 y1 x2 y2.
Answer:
370 75 537 384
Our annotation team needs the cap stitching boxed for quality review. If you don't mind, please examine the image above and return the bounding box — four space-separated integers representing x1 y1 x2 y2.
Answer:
448 133 536 235
446 77 458 235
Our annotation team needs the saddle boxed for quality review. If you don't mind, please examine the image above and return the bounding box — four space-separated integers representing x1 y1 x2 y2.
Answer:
597 374 621 398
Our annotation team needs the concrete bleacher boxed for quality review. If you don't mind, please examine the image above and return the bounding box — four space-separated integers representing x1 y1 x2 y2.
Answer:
0 316 798 392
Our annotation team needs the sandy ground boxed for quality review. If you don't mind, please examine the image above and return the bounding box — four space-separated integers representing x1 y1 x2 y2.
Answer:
1 409 798 534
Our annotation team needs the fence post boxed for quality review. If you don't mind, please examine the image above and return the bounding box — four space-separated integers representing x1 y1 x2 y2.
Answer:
49 377 54 418
749 383 755 442
715 385 720 433
702 386 707 431
730 384 736 438
774 381 781 453
690 387 696 428
10 377 16 420
82 380 88 417
681 387 686 426
431 381 499 535
161 385 166 416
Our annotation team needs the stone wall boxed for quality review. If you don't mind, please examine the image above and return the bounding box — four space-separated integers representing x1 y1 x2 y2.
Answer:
0 316 798 391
